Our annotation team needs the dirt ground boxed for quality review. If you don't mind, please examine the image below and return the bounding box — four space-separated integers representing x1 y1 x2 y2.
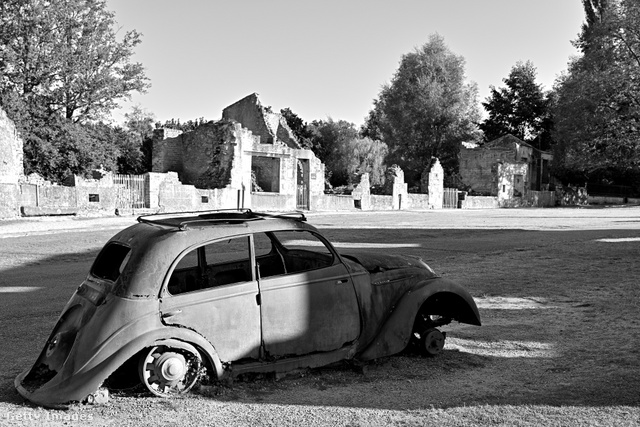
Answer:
1 207 639 426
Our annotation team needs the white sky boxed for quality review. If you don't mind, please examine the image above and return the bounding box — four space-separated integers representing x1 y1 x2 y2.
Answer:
107 0 585 127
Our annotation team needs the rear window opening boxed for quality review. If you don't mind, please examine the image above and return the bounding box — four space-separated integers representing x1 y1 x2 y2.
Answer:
91 243 131 282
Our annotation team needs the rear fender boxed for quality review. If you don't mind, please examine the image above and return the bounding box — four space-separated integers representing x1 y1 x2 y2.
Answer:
15 327 223 408
358 277 480 361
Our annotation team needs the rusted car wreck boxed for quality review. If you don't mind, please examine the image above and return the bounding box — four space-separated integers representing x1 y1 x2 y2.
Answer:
15 210 481 407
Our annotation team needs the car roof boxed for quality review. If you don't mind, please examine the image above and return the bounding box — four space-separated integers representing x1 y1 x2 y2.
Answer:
136 209 307 231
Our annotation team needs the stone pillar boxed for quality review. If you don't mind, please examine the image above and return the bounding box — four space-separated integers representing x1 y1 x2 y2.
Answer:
428 158 444 209
391 168 408 210
352 173 371 210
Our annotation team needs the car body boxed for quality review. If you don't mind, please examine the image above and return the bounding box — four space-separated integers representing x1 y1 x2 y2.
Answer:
15 210 481 407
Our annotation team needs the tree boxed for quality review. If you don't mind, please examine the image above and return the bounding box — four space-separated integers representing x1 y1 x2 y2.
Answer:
158 117 209 132
339 137 389 186
280 107 313 149
23 117 120 182
0 0 149 123
551 0 640 188
0 0 150 182
119 106 155 174
480 61 552 148
306 119 360 186
363 34 481 185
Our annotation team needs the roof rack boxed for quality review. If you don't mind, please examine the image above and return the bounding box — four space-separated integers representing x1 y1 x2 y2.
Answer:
137 209 306 231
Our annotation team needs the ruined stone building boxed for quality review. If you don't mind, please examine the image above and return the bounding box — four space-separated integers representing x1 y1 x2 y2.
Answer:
459 134 553 201
152 93 325 210
0 107 24 217
0 107 24 185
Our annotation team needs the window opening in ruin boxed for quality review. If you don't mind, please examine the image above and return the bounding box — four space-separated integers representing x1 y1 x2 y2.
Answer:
251 156 280 193
89 194 100 202
514 174 524 197
201 196 209 203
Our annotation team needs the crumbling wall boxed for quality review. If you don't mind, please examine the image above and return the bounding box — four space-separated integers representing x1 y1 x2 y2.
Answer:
459 146 515 195
152 121 255 191
0 107 24 218
0 107 23 185
497 162 529 207
181 121 237 189
152 128 184 174
222 93 300 149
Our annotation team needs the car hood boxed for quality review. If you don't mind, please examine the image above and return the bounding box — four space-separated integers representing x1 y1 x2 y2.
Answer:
339 251 437 276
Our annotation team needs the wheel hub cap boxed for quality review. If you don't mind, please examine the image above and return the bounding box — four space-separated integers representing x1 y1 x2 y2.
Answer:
156 353 186 382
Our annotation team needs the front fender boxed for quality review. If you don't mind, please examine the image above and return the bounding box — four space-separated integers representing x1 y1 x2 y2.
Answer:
358 277 481 361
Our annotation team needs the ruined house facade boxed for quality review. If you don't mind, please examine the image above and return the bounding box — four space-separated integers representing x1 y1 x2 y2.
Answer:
459 134 554 204
152 93 325 211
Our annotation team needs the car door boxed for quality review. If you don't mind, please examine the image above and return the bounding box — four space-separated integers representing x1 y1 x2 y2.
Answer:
159 235 262 362
254 230 361 357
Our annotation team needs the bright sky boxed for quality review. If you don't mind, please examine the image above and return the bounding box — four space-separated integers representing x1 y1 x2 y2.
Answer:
107 0 586 127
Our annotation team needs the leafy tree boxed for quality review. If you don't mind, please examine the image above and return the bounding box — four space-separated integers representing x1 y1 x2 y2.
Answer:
157 117 209 132
306 119 360 186
363 34 481 185
0 0 149 123
280 107 313 149
339 137 389 186
480 61 552 149
0 0 149 182
552 0 640 188
119 106 155 173
23 116 120 182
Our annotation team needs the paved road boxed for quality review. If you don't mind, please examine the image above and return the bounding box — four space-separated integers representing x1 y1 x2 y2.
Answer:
1 205 639 239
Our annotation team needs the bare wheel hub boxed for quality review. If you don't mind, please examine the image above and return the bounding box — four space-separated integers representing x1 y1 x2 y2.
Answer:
138 345 202 397
421 328 445 356
157 353 186 383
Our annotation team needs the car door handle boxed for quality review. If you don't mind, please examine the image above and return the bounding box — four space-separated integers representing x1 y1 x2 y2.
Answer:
162 309 182 319
336 279 349 285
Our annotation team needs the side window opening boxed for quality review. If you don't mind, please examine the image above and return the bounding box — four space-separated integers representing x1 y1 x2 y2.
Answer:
253 232 286 278
91 242 131 282
168 236 251 295
268 230 335 275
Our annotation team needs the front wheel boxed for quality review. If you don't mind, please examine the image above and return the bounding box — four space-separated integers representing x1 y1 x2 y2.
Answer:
138 345 202 397
418 328 445 356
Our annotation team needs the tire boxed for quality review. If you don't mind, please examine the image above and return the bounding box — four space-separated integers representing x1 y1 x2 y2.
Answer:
418 328 445 357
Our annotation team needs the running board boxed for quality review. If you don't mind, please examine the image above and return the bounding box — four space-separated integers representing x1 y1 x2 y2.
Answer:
226 345 357 377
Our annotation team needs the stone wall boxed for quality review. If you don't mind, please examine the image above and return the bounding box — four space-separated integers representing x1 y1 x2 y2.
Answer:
313 194 356 211
0 183 19 218
459 146 514 194
0 107 24 185
0 107 24 217
153 121 248 190
406 193 430 209
460 196 500 209
152 128 184 173
497 162 529 206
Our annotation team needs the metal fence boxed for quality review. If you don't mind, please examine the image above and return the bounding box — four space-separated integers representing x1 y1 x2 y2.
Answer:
443 188 458 209
114 174 147 209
